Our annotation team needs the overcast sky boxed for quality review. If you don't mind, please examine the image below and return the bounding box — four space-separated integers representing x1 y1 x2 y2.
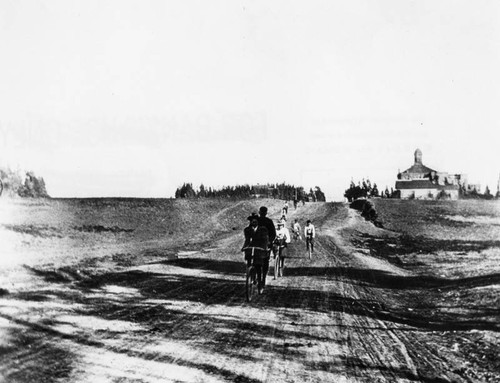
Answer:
1 1 499 201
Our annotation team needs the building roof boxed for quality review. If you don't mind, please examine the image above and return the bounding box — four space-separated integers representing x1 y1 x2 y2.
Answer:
399 149 436 175
401 163 436 175
396 180 458 190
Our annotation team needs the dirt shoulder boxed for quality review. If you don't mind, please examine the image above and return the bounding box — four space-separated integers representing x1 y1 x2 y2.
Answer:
0 198 498 382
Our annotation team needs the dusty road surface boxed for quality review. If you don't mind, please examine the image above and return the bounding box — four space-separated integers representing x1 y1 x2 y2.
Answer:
0 198 498 382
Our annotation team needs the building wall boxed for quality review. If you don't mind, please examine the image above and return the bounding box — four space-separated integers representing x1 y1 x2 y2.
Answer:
400 188 459 200
435 172 463 186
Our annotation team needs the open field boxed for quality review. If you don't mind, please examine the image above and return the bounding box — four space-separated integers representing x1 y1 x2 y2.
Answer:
0 197 499 382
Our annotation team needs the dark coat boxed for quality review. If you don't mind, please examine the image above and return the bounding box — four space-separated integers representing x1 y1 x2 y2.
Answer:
258 216 276 244
242 225 269 264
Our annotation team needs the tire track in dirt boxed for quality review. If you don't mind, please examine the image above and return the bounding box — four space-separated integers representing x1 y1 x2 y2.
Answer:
258 205 449 381
71 274 263 381
106 250 287 382
326 209 469 382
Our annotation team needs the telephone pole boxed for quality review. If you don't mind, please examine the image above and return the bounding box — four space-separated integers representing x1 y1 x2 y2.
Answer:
496 173 500 198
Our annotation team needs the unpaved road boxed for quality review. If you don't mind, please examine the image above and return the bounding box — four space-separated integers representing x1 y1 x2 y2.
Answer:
0 199 498 382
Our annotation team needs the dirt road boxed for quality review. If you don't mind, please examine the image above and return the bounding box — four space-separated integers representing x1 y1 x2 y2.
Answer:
0 199 498 382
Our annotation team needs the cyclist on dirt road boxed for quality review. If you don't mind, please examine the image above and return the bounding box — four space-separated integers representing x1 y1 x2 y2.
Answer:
257 206 276 291
242 213 269 294
274 220 291 271
292 219 302 241
304 219 316 254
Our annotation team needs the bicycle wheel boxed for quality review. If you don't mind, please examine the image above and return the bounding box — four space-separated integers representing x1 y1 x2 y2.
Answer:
279 254 284 277
274 254 280 279
246 266 256 302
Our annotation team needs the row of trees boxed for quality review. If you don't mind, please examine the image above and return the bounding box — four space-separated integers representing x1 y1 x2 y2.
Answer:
175 183 254 199
175 182 326 202
0 167 49 198
345 178 500 202
344 179 386 202
267 182 326 202
460 185 500 200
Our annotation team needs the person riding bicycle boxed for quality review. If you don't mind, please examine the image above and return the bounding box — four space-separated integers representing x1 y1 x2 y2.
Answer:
257 206 276 291
292 219 302 241
273 220 291 274
242 213 269 294
304 219 316 254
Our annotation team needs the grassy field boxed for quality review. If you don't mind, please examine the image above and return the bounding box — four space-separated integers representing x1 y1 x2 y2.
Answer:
371 198 500 278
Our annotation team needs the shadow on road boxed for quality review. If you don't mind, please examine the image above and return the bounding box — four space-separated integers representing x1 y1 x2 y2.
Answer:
285 266 500 291
0 324 75 383
3 257 498 382
22 261 500 333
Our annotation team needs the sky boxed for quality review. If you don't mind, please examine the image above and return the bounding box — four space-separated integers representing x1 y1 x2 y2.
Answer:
1 0 499 201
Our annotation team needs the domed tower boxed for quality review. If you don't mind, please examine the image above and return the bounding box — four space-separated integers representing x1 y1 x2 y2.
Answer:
414 148 423 165
396 148 460 199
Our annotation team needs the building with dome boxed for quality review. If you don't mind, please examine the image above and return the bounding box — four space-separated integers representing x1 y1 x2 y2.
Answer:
395 149 464 200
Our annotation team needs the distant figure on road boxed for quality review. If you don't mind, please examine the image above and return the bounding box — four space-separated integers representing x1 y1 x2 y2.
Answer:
293 199 298 209
304 220 315 255
257 206 276 291
292 219 302 241
242 213 269 295
274 220 291 273
276 220 291 241
282 201 289 216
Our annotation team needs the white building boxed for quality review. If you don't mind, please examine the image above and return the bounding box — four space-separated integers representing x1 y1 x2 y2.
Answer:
395 149 460 200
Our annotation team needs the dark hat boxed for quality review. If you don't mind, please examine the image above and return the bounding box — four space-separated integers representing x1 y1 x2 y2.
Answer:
247 213 259 221
306 220 311 224
259 206 268 213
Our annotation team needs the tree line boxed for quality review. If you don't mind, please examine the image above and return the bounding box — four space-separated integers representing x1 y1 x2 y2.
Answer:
344 178 500 202
460 184 499 200
0 167 49 198
344 179 389 202
175 182 326 202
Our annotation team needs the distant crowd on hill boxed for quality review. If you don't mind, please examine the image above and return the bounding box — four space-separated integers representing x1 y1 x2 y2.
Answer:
0 167 49 198
175 182 326 202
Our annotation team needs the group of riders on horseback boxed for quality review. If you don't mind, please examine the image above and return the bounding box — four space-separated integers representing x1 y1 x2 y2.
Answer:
241 203 316 295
